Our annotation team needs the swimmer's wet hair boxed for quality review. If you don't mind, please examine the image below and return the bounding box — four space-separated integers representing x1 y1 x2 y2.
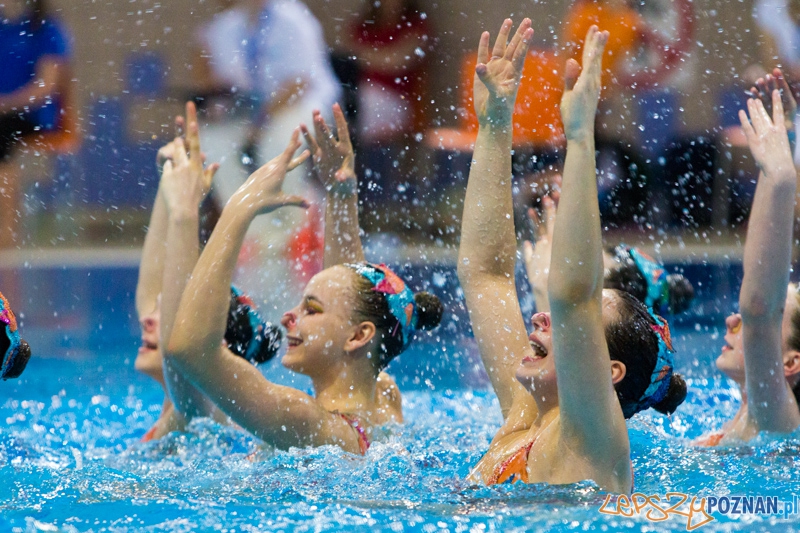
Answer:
605 289 687 418
348 267 443 371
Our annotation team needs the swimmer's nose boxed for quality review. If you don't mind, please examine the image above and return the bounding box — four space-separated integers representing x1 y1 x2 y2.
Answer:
281 311 297 330
726 313 742 334
531 312 551 331
141 317 157 332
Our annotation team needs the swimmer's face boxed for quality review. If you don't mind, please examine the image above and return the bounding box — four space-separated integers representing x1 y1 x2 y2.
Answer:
516 290 621 397
717 285 800 384
0 0 32 22
280 266 357 377
716 313 744 381
135 310 163 382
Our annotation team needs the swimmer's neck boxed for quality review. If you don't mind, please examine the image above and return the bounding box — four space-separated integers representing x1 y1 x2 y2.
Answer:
529 401 560 434
311 362 379 419
531 388 560 425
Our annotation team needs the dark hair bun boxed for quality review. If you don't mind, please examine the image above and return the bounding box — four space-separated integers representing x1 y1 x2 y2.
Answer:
249 323 283 364
225 291 282 365
652 374 687 415
666 274 695 314
414 292 443 331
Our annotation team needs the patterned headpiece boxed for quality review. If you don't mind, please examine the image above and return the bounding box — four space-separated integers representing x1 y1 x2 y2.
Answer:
347 263 417 349
225 286 282 365
616 245 669 313
623 310 675 418
1 292 31 380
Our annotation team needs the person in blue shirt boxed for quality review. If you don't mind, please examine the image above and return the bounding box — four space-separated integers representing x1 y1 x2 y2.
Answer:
0 0 71 246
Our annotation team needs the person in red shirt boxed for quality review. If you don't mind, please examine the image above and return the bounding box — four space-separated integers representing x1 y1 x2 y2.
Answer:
343 0 430 217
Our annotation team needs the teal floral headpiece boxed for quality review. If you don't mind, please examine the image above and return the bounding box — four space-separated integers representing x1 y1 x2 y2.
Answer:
347 263 417 349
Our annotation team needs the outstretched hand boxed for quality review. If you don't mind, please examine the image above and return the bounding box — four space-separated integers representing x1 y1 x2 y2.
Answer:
231 128 311 215
300 103 356 196
560 26 609 142
750 68 797 130
473 18 533 127
739 91 796 181
161 102 220 217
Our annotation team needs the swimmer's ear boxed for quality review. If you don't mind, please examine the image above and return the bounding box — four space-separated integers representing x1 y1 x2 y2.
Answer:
610 360 626 385
783 350 800 379
344 321 376 354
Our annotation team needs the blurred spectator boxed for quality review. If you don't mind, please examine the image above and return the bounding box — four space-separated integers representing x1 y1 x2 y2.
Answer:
195 0 340 171
343 0 430 219
192 0 341 310
0 0 71 247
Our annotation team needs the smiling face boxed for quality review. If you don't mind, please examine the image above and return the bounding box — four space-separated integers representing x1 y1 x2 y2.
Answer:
717 284 800 385
135 310 163 383
716 312 744 382
280 266 360 378
515 289 622 397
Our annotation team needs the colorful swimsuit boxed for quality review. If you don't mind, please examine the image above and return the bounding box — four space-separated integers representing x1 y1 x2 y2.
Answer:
486 439 536 485
338 413 371 455
695 431 725 447
485 438 636 489
140 424 158 443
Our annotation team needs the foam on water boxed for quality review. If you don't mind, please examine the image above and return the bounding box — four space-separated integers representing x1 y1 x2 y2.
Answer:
2 331 800 532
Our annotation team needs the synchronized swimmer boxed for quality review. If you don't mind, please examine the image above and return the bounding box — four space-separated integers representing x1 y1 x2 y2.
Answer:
13 16 792 495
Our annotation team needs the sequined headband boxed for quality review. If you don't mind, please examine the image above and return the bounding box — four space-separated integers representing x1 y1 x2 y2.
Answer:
347 263 417 349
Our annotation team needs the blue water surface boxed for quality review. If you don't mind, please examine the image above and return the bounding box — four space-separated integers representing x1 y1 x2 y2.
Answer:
3 323 800 533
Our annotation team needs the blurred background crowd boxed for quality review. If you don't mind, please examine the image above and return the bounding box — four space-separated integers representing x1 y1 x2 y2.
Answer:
2 0 800 345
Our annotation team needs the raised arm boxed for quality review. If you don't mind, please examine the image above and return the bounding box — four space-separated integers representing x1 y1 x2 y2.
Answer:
159 102 221 420
300 104 364 267
548 28 628 467
136 116 189 317
738 91 800 433
457 19 538 429
522 196 557 313
165 133 362 452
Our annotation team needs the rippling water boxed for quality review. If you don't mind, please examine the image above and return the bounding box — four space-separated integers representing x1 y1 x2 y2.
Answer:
2 330 800 532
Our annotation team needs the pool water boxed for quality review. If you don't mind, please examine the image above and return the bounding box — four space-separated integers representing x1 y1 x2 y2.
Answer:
3 326 800 533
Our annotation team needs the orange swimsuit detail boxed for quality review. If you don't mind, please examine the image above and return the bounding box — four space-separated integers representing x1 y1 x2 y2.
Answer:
695 432 725 447
140 424 158 443
486 439 536 485
486 438 636 489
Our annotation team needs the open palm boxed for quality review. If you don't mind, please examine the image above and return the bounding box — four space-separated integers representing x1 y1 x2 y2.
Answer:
473 18 533 127
560 27 609 142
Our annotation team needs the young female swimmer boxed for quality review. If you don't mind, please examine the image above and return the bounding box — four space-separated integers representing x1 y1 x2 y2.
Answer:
698 73 800 445
164 105 442 454
457 21 685 492
135 103 280 442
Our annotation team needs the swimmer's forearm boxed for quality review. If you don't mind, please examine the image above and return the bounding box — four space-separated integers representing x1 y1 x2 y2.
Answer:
549 137 603 304
136 187 168 317
740 169 797 319
324 190 364 267
458 125 515 281
167 205 252 364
